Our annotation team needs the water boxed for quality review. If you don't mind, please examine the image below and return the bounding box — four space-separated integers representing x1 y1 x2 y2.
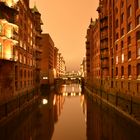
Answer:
0 84 140 140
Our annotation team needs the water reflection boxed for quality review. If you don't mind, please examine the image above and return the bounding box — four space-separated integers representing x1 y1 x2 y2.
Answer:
86 94 140 140
0 84 140 140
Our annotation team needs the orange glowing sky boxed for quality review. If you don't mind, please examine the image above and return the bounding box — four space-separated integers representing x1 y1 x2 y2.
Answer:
30 0 99 71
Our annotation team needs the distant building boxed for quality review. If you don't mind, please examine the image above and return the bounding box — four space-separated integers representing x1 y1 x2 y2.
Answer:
57 53 66 77
31 5 43 94
40 33 55 86
80 57 86 78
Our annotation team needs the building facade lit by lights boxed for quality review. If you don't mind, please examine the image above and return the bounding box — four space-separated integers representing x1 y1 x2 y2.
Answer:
0 0 42 101
0 0 19 100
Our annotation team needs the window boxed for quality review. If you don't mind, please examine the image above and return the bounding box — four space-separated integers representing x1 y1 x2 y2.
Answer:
121 13 124 23
116 56 118 64
137 63 140 78
136 31 140 57
121 28 124 36
136 0 140 9
128 51 131 60
127 36 131 46
127 5 132 17
121 66 124 76
122 53 124 63
136 15 140 25
128 65 131 76
127 22 132 32
121 1 124 8
116 44 118 51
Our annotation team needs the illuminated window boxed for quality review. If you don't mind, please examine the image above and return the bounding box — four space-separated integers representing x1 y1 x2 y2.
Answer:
0 43 2 58
0 24 2 34
116 56 118 64
122 53 124 63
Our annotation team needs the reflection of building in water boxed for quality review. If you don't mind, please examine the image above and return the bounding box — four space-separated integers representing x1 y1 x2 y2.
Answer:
0 92 55 140
53 94 65 123
86 96 140 140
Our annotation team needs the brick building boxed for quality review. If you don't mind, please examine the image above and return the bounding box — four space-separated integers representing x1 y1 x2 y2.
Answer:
0 0 19 102
113 0 140 95
86 0 140 96
40 33 55 86
0 0 42 114
31 5 43 94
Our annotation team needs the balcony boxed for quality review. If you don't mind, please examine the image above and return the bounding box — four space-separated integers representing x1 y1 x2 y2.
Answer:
101 53 108 59
0 0 19 10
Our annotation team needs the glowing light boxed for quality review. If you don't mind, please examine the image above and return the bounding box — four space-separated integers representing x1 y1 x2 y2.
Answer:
43 77 48 79
42 99 48 105
79 93 81 96
13 0 19 3
53 95 56 105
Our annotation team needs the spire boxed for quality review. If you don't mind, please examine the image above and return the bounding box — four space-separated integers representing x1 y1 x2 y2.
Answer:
90 18 93 24
89 18 95 27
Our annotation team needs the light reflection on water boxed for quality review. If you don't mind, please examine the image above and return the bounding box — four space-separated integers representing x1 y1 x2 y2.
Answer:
0 84 140 140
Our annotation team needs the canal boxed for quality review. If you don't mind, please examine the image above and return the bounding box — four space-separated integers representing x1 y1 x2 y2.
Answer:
0 83 140 140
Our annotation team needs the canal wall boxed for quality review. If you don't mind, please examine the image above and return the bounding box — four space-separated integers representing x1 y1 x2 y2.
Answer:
85 86 140 125
0 90 39 125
